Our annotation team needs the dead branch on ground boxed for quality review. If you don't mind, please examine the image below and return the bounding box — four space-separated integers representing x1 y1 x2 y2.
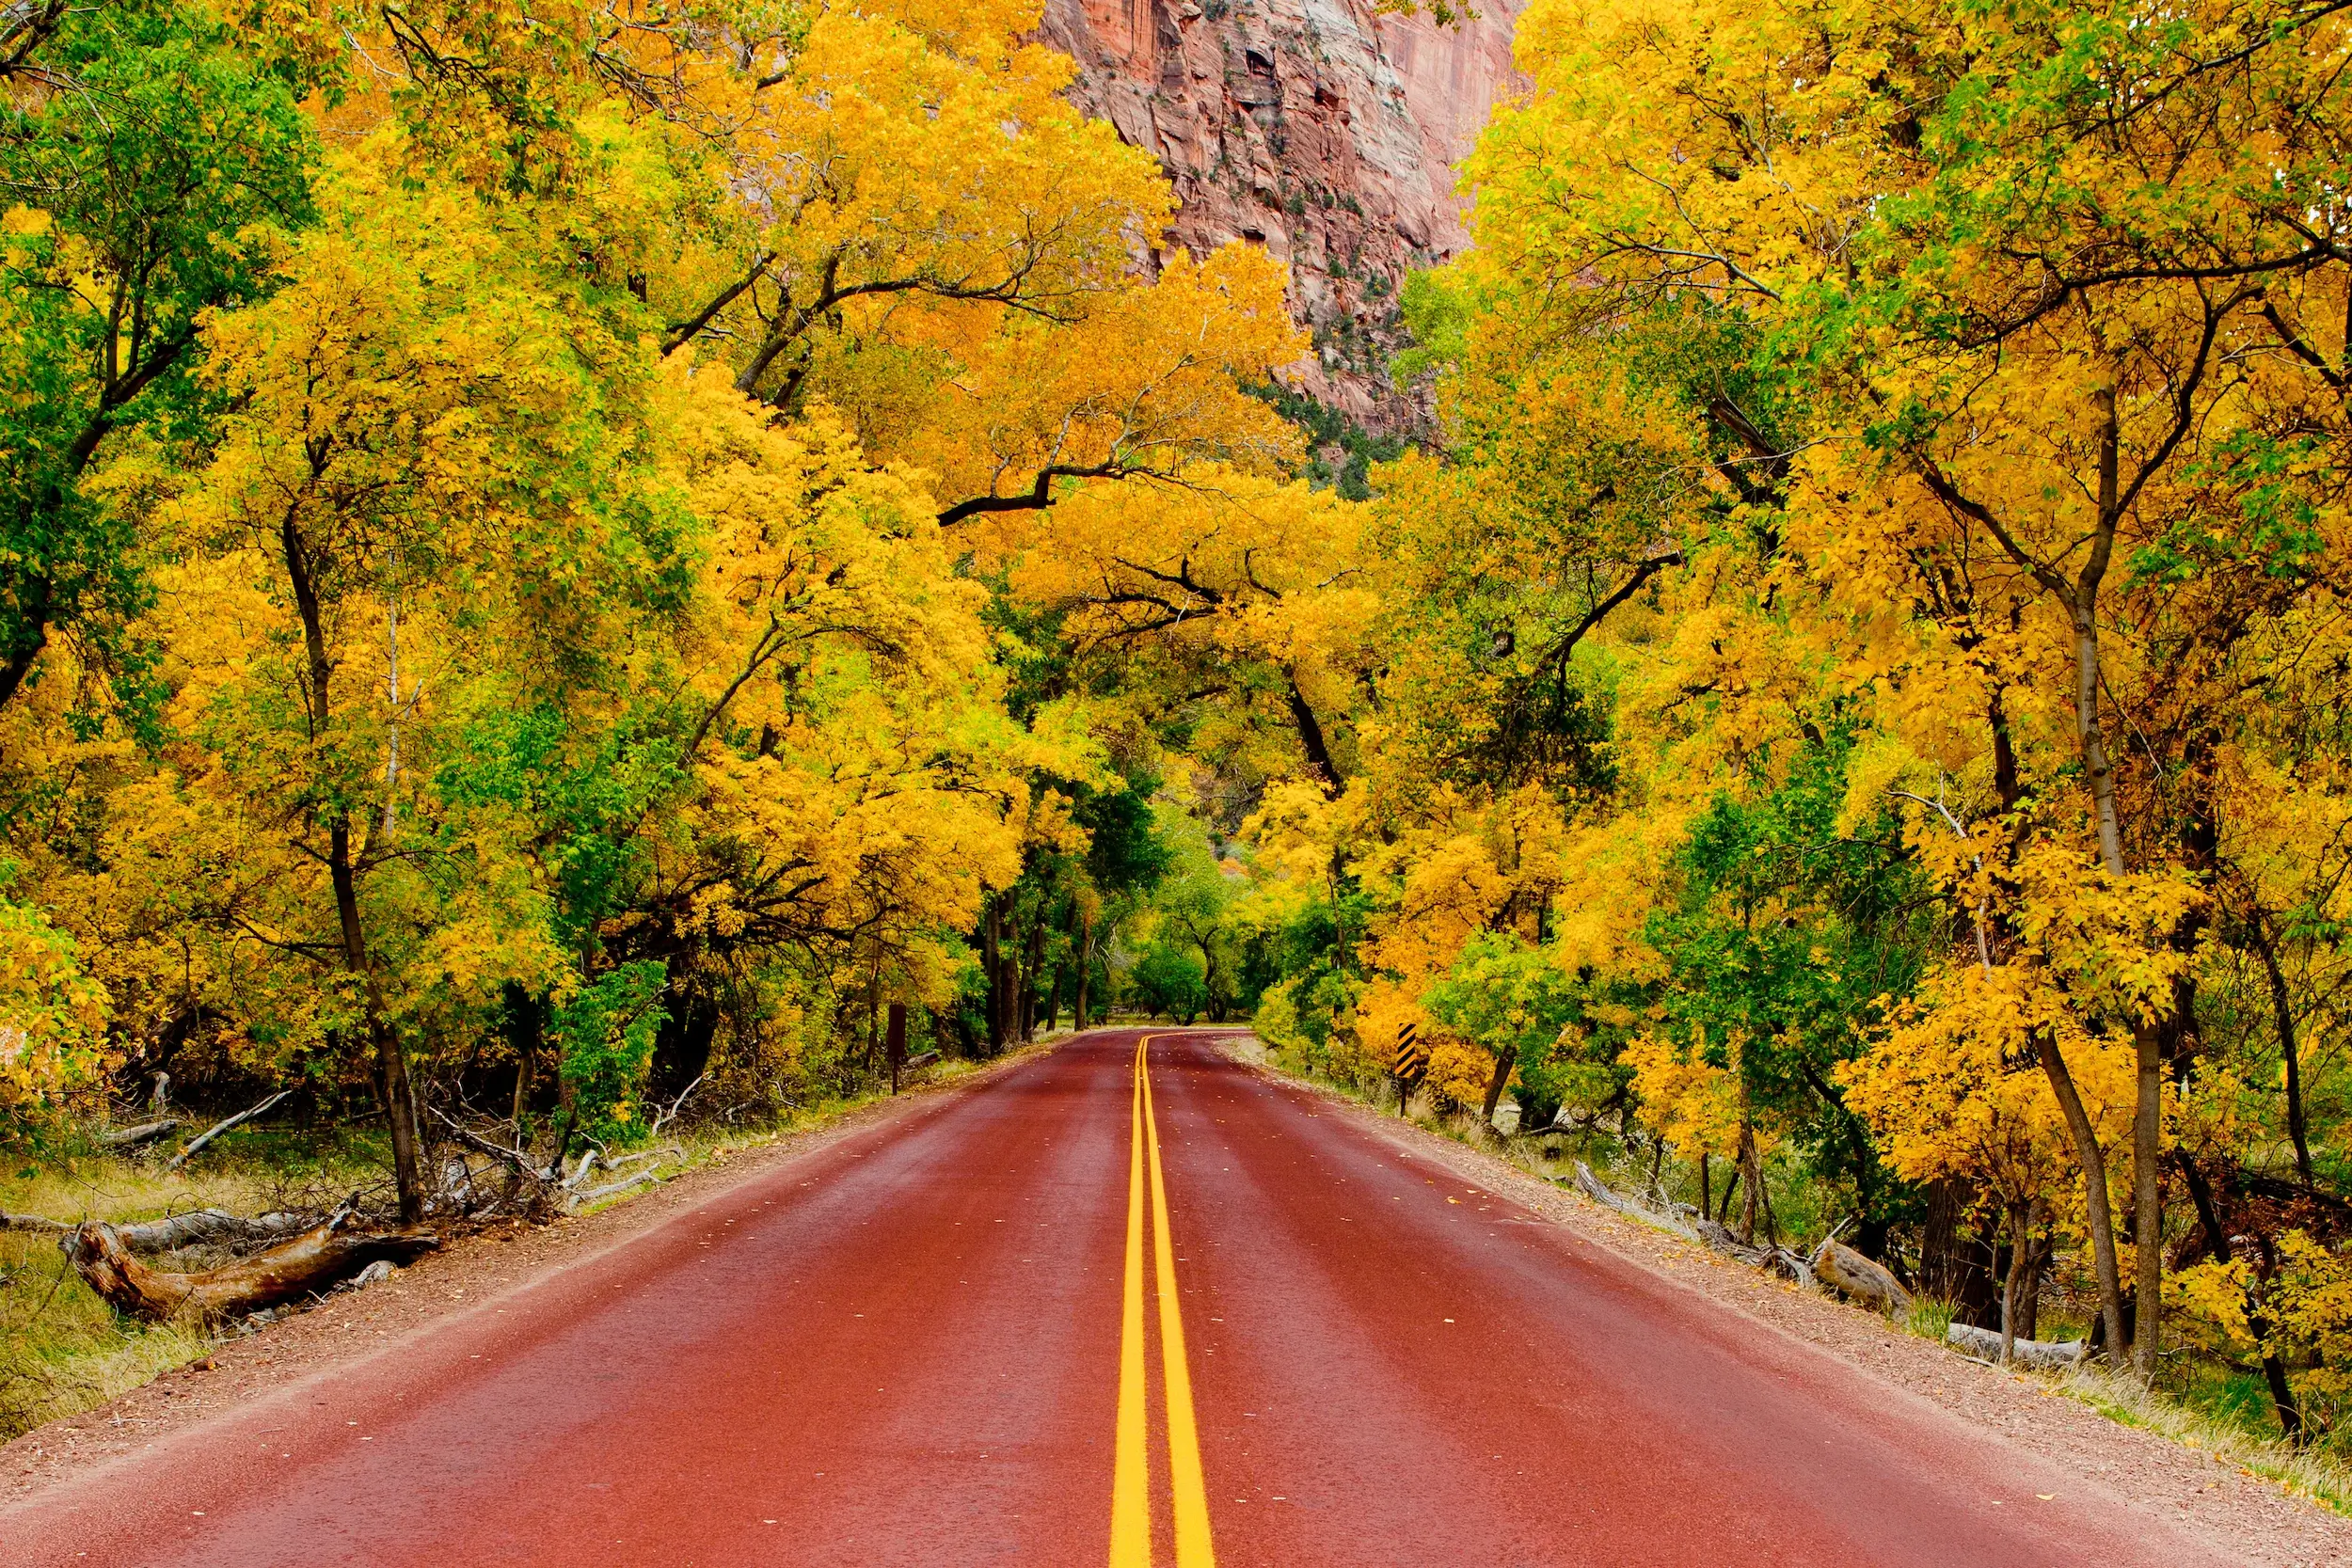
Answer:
61 1218 437 1322
166 1089 294 1170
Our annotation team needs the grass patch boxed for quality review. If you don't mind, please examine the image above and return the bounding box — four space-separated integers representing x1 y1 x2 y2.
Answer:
0 1237 212 1439
2059 1365 2352 1516
0 1123 389 1440
564 1049 1022 1215
1904 1294 1959 1344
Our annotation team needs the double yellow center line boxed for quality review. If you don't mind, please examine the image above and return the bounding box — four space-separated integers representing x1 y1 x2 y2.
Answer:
1109 1034 1216 1568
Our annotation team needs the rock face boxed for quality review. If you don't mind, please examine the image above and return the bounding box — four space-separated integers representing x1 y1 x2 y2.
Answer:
1041 0 1522 432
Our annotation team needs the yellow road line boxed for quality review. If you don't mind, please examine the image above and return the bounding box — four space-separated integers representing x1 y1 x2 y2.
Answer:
1142 1037 1217 1568
1110 1038 1152 1566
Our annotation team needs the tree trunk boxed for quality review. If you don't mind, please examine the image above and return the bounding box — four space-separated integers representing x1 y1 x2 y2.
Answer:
886 1003 908 1095
1480 1045 1517 1130
2131 1015 2165 1382
1193 933 1220 1023
62 1220 437 1323
1021 917 1045 1042
943 1006 978 1061
982 898 1007 1054
1920 1176 1971 1302
510 1039 532 1128
1284 670 1342 800
1698 1153 1710 1219
997 912 1023 1048
1073 911 1093 1032
2000 1200 2033 1366
283 508 423 1224
336 847 422 1222
1736 1120 1762 1245
1922 1178 2001 1329
2037 1031 2129 1362
2075 388 2127 877
2249 914 2315 1183
341 849 423 1225
2016 1228 2042 1342
2074 388 2157 1379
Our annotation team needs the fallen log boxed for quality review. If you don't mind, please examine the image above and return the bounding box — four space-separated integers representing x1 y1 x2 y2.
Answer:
1947 1322 2085 1371
61 1219 438 1322
431 1109 560 1183
647 1074 703 1138
1574 1162 1630 1211
114 1208 314 1253
1812 1237 1912 1317
1697 1217 1760 1260
577 1167 662 1205
1 1208 314 1253
2 1210 69 1235
1693 1219 1817 1286
97 1118 183 1150
1571 1162 1702 1242
166 1089 293 1171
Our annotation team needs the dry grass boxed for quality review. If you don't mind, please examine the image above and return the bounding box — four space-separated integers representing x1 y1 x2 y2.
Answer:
2058 1366 2352 1516
564 1047 1033 1214
0 1123 388 1440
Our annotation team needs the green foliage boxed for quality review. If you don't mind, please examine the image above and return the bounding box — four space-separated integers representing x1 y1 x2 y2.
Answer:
1132 942 1207 1022
1642 729 1933 1221
1390 268 1475 388
0 6 315 702
0 867 106 1113
1246 382 1406 501
553 961 671 1143
1081 781 1173 896
1423 931 1622 1129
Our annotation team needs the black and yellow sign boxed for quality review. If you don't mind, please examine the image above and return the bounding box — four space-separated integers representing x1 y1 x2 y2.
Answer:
1391 1021 1428 1082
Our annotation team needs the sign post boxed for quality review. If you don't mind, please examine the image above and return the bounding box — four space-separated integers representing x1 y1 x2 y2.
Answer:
1391 1021 1427 1117
886 1003 908 1095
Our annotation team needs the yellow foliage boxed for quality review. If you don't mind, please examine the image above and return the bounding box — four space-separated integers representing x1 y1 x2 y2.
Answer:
1840 964 2134 1231
0 895 108 1112
1623 1032 1741 1162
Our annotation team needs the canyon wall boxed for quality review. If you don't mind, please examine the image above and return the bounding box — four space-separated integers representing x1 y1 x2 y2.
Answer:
1041 0 1522 431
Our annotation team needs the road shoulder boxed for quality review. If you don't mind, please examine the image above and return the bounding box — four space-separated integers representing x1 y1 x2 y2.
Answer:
1218 1037 2352 1568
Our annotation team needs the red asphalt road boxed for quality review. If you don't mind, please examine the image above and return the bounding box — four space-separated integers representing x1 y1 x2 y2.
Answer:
4 1028 2209 1567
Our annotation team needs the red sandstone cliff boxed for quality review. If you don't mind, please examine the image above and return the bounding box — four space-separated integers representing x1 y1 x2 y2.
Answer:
1041 0 1521 431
